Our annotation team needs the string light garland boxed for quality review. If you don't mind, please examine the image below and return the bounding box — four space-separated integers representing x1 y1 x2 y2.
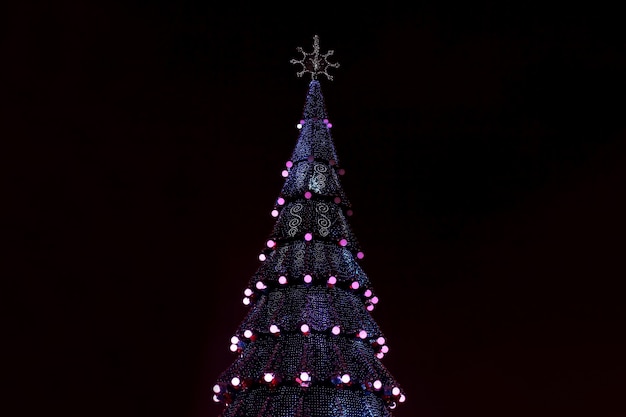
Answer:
214 36 405 417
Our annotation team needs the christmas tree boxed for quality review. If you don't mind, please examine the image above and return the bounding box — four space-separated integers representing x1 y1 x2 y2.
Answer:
212 35 406 417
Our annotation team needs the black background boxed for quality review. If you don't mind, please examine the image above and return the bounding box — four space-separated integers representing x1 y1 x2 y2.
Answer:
4 2 626 417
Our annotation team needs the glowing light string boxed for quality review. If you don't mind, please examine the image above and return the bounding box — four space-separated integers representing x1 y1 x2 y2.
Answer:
290 35 340 81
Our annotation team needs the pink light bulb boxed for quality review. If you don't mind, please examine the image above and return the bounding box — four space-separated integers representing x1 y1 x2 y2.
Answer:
339 238 348 247
303 274 312 283
357 251 364 259
277 197 285 205
358 330 368 339
338 168 345 175
327 123 332 128
327 276 337 285
304 191 312 199
258 254 266 261
376 352 384 359
392 387 400 396
300 324 310 334
366 304 374 311
300 372 310 381
270 325 280 334
266 239 275 248
304 232 313 241
377 337 386 345
244 288 253 296
371 296 379 304
331 325 341 335
399 394 406 403
242 297 250 305
350 281 360 290
364 289 372 297
278 276 287 285
286 160 293 168
212 395 219 402
255 281 266 290
333 196 341 203
281 170 289 177
271 209 279 217
381 345 389 353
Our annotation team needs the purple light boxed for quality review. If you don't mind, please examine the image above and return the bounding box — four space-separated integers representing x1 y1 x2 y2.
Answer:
281 169 289 177
339 238 348 246
323 119 329 124
266 239 275 248
304 191 312 199
327 123 332 128
331 325 341 335
304 232 313 241
286 160 293 168
357 251 364 259
278 275 287 285
300 119 305 125
271 209 279 217
277 197 285 205
303 274 312 283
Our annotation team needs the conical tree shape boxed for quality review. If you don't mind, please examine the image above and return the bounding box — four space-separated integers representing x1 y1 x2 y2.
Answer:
213 78 406 417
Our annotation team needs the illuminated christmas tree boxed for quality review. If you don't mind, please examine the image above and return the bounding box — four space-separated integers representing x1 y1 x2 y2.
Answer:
212 35 406 417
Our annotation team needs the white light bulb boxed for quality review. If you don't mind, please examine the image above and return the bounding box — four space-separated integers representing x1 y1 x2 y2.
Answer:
300 372 310 381
392 387 401 396
231 377 240 386
231 336 239 344
341 374 350 383
377 337 385 345
300 324 310 333
269 324 280 334
373 380 382 390
264 373 274 382
331 325 341 335
213 384 221 393
243 330 253 338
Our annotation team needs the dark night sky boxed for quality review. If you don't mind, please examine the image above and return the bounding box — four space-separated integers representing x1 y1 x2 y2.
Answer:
4 2 626 417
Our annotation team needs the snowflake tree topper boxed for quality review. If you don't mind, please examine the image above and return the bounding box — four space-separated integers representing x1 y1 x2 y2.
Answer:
290 35 340 81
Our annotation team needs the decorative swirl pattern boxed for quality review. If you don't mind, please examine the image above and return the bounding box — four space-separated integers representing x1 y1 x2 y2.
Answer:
309 163 328 193
316 202 331 237
287 203 303 237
